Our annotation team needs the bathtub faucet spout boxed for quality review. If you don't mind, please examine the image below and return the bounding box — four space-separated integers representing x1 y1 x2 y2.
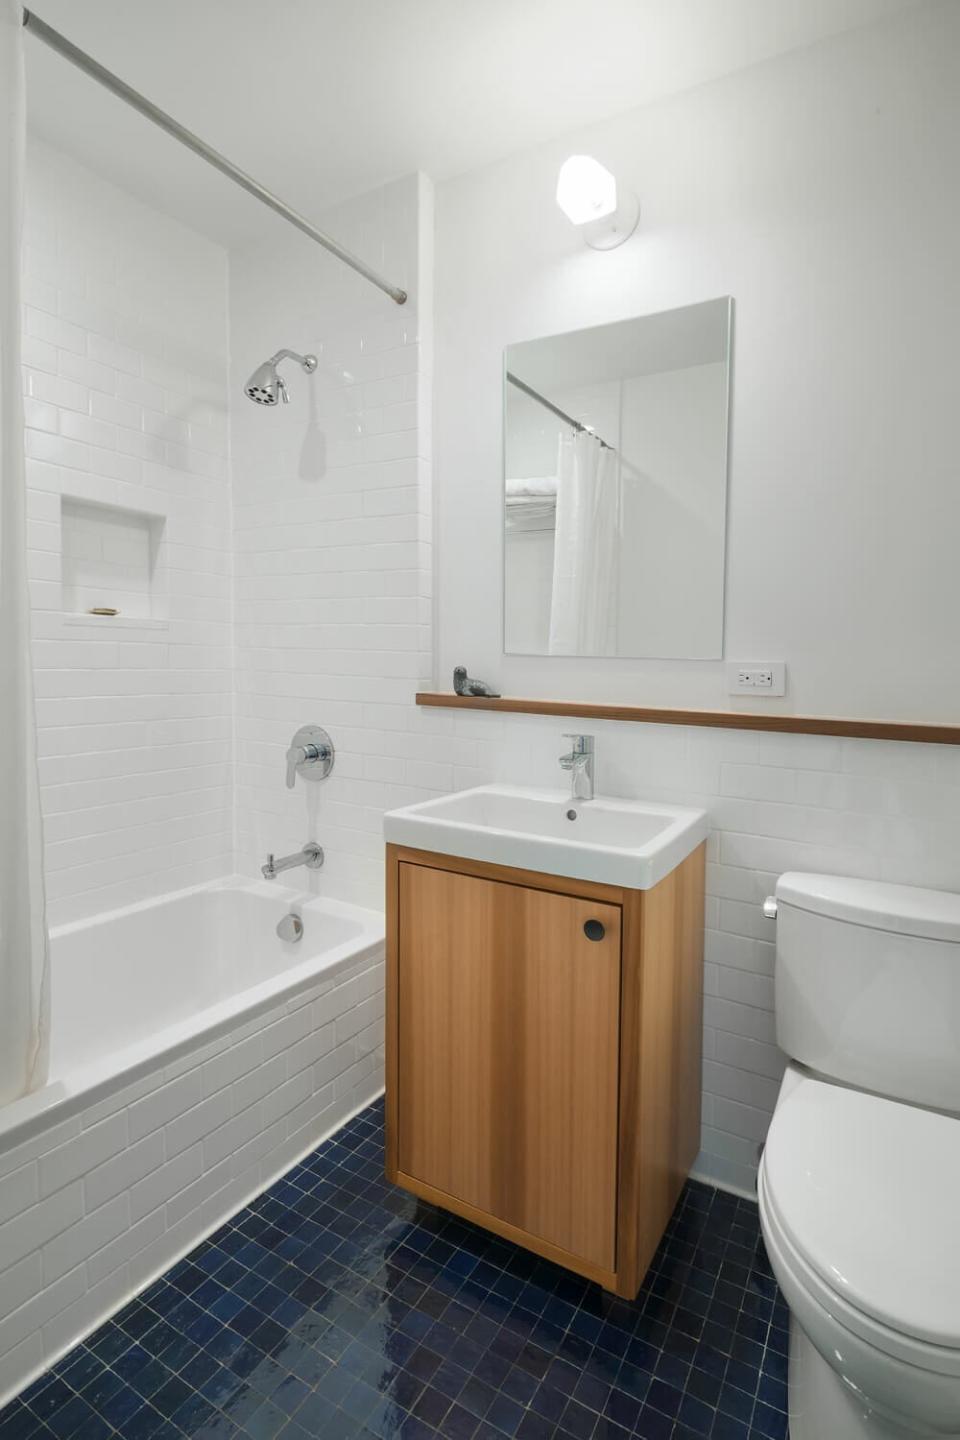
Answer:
261 842 324 880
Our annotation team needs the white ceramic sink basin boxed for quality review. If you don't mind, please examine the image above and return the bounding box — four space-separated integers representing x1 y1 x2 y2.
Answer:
384 784 708 890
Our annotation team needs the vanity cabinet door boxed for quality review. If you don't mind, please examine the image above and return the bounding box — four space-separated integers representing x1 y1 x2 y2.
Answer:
396 861 621 1271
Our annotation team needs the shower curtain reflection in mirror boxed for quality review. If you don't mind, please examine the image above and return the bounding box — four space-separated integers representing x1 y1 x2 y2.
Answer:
549 431 619 655
0 0 50 1103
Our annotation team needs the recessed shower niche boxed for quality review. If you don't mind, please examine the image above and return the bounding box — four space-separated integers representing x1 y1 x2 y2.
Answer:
59 496 167 626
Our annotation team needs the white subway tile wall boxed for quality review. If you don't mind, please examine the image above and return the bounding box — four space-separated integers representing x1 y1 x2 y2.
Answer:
23 141 233 925
0 952 383 1406
229 175 434 909
59 498 164 623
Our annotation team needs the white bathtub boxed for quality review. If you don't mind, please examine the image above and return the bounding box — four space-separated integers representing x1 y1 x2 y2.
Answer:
0 877 385 1405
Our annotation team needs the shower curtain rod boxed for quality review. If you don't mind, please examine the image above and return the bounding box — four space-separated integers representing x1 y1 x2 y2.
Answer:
505 371 614 450
20 8 408 306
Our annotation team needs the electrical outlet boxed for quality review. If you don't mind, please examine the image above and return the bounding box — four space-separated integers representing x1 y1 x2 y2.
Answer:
739 667 774 689
726 662 786 696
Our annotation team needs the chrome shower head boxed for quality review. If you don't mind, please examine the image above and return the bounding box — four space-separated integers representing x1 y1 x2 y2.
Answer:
244 349 317 406
245 359 285 406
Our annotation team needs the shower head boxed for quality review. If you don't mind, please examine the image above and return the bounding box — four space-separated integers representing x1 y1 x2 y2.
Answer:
244 349 318 406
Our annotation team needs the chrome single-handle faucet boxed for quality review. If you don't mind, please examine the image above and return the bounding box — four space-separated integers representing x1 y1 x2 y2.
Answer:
559 734 595 802
261 842 324 880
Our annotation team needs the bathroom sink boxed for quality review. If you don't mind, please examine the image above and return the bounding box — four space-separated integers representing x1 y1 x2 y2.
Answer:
383 785 708 890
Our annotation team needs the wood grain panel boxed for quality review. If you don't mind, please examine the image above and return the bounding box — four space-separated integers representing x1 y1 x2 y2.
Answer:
393 1167 618 1291
396 862 622 1270
616 843 705 1297
415 692 960 745
390 844 627 904
384 844 401 1182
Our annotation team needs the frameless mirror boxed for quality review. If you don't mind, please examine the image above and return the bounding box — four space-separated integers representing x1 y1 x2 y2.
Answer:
503 297 732 658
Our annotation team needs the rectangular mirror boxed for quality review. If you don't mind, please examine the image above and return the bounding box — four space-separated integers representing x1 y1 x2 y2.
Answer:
503 297 732 659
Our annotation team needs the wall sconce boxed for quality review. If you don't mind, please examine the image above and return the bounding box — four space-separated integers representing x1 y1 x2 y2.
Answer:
555 155 640 250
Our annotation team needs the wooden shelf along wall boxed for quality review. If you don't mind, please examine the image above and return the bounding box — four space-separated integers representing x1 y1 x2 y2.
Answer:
415 693 960 746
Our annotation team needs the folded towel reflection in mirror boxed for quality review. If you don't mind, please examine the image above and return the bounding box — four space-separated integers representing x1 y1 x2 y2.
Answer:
453 666 500 698
505 476 558 498
505 476 558 531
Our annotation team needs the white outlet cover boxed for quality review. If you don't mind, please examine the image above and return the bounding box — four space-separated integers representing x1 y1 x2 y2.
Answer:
725 661 787 697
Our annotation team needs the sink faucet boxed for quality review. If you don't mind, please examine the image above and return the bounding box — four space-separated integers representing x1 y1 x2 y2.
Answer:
559 734 595 802
261 841 324 880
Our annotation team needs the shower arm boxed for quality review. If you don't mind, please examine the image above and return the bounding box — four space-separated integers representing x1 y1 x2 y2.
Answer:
270 350 318 373
20 8 408 307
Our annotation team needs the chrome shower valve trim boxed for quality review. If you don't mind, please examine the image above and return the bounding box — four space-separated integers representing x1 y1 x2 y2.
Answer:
285 725 335 788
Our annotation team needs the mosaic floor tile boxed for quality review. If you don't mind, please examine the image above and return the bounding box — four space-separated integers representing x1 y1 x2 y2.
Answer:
0 1100 788 1439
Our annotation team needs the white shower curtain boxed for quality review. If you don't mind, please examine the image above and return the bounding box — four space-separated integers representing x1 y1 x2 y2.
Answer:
0 0 50 1103
548 430 620 655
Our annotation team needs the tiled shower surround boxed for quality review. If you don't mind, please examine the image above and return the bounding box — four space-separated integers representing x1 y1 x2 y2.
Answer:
0 1102 788 1440
23 140 233 927
228 173 434 912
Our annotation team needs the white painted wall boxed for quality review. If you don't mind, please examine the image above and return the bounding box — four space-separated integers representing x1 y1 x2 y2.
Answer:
229 176 434 911
435 1 960 720
23 142 233 927
504 529 555 655
432 3 960 1190
618 362 728 659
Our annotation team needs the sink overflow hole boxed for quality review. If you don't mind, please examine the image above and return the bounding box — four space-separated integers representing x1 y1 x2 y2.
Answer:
566 809 578 821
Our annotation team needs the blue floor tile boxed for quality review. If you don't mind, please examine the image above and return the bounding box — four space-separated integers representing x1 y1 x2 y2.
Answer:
0 1100 787 1438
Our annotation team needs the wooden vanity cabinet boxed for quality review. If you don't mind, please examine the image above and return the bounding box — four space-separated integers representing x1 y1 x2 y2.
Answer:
385 842 705 1298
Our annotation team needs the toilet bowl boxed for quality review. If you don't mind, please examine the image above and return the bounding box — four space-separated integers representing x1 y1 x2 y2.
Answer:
759 874 960 1438
759 1067 960 1438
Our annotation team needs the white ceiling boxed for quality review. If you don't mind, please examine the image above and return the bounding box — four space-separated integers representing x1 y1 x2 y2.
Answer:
25 0 925 249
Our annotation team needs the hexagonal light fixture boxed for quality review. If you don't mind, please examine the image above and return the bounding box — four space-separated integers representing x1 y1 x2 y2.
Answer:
555 155 640 250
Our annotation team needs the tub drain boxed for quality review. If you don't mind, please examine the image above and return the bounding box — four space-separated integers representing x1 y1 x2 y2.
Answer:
276 913 303 942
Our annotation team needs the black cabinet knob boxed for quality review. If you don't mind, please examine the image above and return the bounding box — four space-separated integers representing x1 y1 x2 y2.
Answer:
583 919 605 942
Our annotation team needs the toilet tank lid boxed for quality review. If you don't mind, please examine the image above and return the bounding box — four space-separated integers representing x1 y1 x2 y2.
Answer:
776 872 960 943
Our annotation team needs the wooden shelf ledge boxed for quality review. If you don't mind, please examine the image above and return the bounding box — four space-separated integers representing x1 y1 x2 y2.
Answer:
415 692 960 746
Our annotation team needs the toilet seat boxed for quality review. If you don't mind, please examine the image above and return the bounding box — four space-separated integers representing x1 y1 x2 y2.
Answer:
761 1168 960 1436
761 1165 960 1383
761 1069 960 1374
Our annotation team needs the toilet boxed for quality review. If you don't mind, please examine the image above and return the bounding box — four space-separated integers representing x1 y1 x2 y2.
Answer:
758 872 960 1439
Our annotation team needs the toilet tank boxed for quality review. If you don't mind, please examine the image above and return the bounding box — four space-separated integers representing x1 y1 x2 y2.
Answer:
774 872 960 1113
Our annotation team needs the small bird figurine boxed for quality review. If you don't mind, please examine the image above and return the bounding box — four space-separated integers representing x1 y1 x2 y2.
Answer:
453 666 500 698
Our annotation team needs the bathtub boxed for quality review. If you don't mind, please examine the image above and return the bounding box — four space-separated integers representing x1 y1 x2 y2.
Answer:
0 877 385 1405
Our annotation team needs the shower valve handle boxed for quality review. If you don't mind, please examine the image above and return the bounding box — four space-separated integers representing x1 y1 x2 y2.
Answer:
285 726 335 788
286 743 318 788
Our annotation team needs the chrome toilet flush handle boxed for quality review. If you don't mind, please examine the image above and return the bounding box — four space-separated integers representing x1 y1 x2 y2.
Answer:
762 896 778 919
285 724 335 788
